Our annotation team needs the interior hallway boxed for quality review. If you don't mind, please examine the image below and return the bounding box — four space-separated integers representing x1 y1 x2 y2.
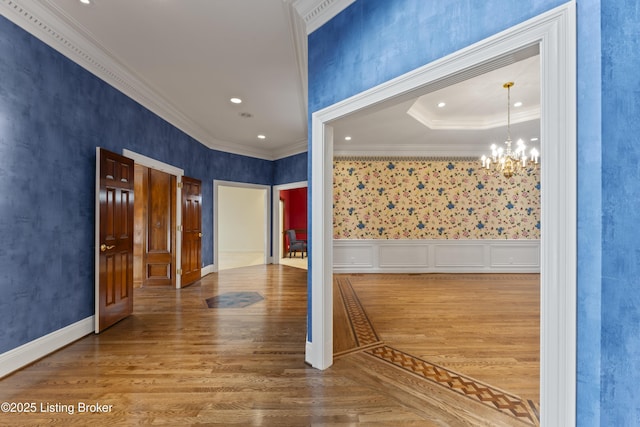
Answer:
1 265 536 426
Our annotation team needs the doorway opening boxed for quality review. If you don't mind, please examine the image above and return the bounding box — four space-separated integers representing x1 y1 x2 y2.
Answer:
123 149 186 289
309 5 576 425
214 181 271 271
273 182 308 270
133 164 176 288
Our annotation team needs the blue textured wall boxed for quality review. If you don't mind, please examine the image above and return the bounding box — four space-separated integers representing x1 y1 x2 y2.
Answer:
600 1 640 425
0 15 303 354
273 152 307 185
576 1 602 425
307 0 636 422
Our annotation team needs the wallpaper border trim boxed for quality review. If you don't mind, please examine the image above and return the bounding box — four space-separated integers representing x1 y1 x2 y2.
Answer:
334 155 480 162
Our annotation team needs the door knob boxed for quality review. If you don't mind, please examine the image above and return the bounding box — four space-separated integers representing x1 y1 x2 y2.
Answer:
100 244 116 252
198 233 202 238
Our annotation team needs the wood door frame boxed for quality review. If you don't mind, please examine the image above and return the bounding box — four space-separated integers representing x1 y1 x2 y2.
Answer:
309 4 576 426
213 180 271 272
123 149 185 289
272 181 307 264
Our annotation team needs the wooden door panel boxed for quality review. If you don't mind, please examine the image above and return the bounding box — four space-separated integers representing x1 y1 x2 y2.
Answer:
96 148 134 333
143 168 175 287
181 176 202 286
148 169 171 252
120 189 132 239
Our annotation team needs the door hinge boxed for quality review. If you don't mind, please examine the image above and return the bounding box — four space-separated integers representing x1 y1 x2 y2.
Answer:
177 225 183 232
177 268 182 275
177 181 183 188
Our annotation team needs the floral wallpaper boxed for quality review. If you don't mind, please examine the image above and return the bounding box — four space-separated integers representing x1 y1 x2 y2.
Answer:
333 158 540 240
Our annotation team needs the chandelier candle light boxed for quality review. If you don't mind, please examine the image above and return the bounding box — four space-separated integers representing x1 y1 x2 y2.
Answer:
480 82 539 178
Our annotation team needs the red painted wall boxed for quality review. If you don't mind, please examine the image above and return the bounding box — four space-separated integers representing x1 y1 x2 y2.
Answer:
281 187 307 245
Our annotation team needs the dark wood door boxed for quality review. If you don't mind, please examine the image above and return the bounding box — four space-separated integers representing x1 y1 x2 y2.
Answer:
143 168 175 287
181 176 202 287
95 148 134 333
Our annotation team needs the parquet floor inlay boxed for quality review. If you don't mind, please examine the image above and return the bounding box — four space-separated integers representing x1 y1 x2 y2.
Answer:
336 277 382 350
335 277 540 426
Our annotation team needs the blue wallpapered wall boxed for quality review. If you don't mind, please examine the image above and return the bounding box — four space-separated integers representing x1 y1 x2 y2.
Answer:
600 1 640 426
308 0 640 424
0 15 306 354
576 0 602 425
273 152 308 185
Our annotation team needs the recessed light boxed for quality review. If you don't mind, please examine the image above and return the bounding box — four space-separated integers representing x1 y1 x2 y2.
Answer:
344 136 352 141
230 97 242 104
514 101 523 107
257 134 266 140
530 137 539 142
80 0 91 4
437 102 446 108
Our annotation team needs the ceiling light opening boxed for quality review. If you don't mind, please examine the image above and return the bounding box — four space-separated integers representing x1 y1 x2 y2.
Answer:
230 97 242 104
257 134 266 140
514 101 523 107
80 0 91 4
437 102 446 108
344 136 352 141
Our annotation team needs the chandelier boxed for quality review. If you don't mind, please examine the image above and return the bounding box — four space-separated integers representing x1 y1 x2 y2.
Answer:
480 82 539 178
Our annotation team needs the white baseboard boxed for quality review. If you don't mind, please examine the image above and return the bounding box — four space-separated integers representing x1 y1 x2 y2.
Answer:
305 340 313 366
333 239 540 273
0 316 94 379
201 264 215 276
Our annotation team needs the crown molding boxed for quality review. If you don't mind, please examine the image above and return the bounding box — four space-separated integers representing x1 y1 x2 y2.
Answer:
407 98 540 131
271 139 308 160
0 0 285 161
292 0 355 34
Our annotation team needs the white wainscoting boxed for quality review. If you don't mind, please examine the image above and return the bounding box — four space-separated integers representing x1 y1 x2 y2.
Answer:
333 239 540 273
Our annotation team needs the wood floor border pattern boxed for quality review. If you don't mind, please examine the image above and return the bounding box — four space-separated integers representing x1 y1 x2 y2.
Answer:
365 345 538 425
335 277 540 426
336 277 382 349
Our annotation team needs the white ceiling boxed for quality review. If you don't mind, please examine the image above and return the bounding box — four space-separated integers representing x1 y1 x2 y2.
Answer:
3 0 540 160
332 53 541 157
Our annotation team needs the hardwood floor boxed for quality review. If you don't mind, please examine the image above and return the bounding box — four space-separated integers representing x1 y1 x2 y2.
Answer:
335 274 540 402
1 266 538 426
333 274 540 426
